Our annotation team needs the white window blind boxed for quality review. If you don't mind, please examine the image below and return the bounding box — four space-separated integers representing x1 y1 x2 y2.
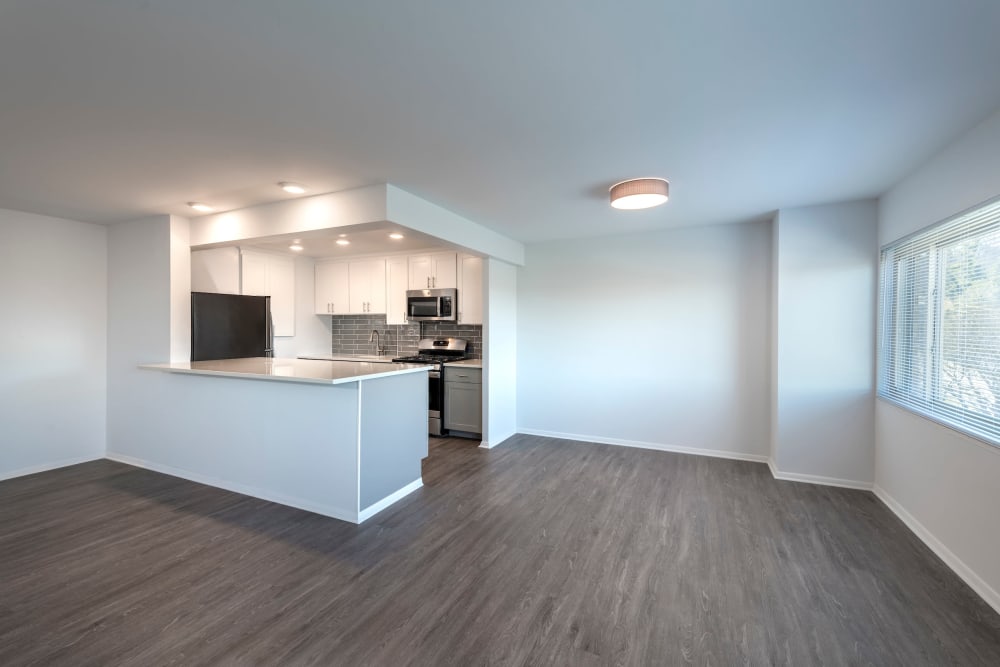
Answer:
879 197 1000 447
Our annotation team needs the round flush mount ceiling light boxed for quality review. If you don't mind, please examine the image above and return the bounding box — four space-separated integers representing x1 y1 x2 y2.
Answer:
289 240 304 252
336 239 350 246
279 182 307 194
187 202 214 213
609 178 669 210
389 233 404 240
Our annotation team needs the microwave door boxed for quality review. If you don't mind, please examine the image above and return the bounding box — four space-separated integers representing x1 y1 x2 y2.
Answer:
409 297 439 318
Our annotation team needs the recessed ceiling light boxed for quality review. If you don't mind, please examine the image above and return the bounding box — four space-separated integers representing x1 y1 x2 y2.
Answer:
279 182 306 194
336 239 350 246
609 178 669 210
389 233 404 240
338 233 347 238
289 240 304 252
187 202 214 213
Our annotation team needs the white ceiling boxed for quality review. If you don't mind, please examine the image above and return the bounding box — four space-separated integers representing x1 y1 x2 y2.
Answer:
2 1 1000 242
240 223 453 259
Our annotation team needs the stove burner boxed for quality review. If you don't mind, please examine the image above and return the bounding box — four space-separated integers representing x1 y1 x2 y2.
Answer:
392 354 466 365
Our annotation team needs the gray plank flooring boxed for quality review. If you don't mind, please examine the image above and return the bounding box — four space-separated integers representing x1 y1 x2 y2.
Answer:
1 434 998 666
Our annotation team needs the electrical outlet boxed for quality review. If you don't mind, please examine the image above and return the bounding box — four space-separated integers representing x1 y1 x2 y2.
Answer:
407 327 418 336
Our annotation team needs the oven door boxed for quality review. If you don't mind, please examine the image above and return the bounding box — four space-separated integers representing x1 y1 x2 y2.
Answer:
428 370 444 435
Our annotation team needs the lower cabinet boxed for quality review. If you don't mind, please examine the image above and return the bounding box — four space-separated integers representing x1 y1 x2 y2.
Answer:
444 366 482 435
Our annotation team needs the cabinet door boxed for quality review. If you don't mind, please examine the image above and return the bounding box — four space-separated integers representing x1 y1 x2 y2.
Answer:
242 250 295 336
191 247 240 294
267 256 295 337
365 259 386 313
240 251 269 297
349 259 386 314
408 255 433 289
315 261 349 315
386 257 408 325
445 381 482 433
456 254 483 325
431 252 457 289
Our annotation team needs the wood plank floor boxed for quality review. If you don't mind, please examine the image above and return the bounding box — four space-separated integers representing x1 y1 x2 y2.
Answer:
1 434 999 666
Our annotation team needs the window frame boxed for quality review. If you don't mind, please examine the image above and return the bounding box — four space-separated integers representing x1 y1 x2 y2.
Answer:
877 196 1000 450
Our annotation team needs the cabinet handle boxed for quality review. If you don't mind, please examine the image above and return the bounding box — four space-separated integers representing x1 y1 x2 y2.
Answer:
432 276 436 288
327 303 331 313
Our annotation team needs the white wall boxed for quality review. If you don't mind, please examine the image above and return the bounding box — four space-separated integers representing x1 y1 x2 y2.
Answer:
0 209 107 479
483 259 517 448
169 216 191 362
877 106 1000 612
107 216 186 454
517 221 771 460
771 201 877 486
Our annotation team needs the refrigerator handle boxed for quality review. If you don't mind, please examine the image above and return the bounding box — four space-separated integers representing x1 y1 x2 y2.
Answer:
265 299 274 358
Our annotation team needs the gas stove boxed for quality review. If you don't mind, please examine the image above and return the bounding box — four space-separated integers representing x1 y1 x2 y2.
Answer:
393 338 469 436
392 338 468 369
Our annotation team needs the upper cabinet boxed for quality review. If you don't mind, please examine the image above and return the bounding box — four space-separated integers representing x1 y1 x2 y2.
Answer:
241 249 295 337
348 259 386 314
314 261 350 315
191 247 241 294
386 257 409 325
315 259 386 315
408 252 456 290
456 254 483 325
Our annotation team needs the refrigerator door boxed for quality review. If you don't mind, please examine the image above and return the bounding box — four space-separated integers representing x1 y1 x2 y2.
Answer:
191 292 272 361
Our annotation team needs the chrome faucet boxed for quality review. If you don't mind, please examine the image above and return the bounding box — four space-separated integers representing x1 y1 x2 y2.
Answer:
369 329 382 356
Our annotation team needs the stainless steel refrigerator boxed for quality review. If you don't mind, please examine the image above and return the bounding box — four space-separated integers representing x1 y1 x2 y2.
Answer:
190 292 274 361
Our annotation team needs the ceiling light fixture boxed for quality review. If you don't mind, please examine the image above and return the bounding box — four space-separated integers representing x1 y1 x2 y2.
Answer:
336 239 350 246
389 233 404 240
609 178 669 210
279 182 306 194
289 240 304 252
187 202 214 213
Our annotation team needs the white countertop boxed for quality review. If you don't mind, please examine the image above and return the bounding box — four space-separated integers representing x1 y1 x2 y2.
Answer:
141 357 429 385
444 358 483 369
298 353 398 363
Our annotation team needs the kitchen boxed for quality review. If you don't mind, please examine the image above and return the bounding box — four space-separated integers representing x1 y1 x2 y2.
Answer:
191 225 486 439
117 184 518 524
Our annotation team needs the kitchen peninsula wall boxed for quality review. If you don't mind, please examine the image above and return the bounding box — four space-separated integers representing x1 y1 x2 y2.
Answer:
329 314 482 359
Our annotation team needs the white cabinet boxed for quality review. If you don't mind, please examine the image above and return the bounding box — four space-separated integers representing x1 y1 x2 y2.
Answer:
348 259 386 314
315 259 386 315
241 249 295 337
191 247 241 294
408 252 456 290
386 257 409 325
456 254 483 325
315 261 350 315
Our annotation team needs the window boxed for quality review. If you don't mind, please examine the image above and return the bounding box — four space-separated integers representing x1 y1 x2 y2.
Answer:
878 197 1000 447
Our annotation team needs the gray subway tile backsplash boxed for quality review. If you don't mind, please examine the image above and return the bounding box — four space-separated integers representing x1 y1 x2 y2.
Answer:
328 314 483 359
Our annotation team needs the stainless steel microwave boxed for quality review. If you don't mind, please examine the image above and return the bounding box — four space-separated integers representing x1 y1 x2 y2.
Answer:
406 288 457 321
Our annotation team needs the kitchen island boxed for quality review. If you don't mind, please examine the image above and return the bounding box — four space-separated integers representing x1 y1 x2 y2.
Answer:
120 358 429 523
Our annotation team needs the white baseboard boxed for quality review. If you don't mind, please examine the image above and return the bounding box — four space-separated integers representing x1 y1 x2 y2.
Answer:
105 452 360 524
0 454 103 482
357 478 423 522
766 459 874 490
873 485 1000 616
517 428 769 463
479 430 517 450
